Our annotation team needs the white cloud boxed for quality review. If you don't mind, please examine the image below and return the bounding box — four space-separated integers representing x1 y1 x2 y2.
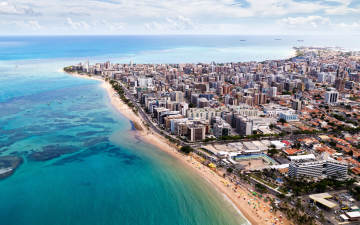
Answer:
325 6 360 15
337 21 360 29
66 17 90 30
0 1 20 14
0 1 40 15
95 19 125 32
0 0 359 34
280 16 330 28
28 20 42 30
145 16 196 32
0 19 42 30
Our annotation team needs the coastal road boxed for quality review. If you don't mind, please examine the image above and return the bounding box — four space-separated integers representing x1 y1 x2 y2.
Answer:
115 80 328 147
115 81 187 146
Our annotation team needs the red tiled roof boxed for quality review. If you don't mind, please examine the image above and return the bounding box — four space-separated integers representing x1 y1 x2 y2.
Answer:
284 148 303 155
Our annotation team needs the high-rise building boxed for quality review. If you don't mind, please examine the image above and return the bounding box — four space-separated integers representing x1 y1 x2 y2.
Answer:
187 124 206 142
292 99 302 111
170 91 184 102
236 116 252 136
325 90 339 104
317 72 327 83
197 98 209 108
289 159 347 179
289 160 323 178
213 120 231 138
334 79 345 91
269 87 277 97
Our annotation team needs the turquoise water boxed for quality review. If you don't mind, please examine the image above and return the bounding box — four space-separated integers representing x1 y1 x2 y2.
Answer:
1 35 359 225
0 37 252 225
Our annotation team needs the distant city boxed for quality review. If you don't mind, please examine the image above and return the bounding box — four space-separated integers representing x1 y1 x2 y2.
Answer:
67 46 360 224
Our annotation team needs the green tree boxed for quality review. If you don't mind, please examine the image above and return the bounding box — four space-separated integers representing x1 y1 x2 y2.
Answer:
279 118 286 124
180 146 193 154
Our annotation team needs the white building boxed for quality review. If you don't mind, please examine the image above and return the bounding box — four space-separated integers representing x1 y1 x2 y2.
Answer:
279 111 299 122
213 120 231 138
317 72 327 83
137 77 153 88
236 116 252 136
186 108 222 122
289 157 347 179
269 87 277 97
325 90 339 104
170 118 188 134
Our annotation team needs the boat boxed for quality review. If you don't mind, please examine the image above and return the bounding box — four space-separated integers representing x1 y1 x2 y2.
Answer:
240 39 246 42
274 38 282 41
297 40 304 42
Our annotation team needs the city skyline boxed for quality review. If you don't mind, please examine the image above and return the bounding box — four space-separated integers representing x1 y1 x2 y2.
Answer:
0 0 360 35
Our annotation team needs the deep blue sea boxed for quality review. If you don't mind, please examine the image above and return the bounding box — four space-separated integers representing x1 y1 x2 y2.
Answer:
0 35 359 225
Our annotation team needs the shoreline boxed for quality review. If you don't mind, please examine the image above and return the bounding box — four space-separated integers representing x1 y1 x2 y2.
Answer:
67 71 290 225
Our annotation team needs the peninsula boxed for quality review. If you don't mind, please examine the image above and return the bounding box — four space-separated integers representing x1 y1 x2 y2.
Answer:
65 47 360 225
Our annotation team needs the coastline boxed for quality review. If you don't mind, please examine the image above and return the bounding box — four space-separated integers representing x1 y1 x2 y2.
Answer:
67 71 290 225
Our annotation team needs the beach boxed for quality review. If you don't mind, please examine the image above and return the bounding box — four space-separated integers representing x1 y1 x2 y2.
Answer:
92 75 291 225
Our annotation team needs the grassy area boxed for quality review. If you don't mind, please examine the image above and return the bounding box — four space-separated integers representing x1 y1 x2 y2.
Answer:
249 173 278 189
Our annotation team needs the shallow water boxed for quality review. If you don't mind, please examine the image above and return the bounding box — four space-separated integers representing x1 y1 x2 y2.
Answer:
0 59 247 225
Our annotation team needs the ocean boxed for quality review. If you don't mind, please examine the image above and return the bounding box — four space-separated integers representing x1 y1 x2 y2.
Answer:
0 35 359 225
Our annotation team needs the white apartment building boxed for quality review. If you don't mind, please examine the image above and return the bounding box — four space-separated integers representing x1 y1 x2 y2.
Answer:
213 120 231 138
269 86 277 97
325 90 339 104
289 158 347 179
228 104 260 117
186 108 222 122
263 104 291 118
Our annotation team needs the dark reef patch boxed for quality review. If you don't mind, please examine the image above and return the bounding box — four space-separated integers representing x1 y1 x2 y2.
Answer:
83 137 109 147
106 147 140 165
88 124 106 129
29 145 79 161
76 131 101 137
52 143 113 166
0 156 23 179
91 117 116 124
76 118 90 123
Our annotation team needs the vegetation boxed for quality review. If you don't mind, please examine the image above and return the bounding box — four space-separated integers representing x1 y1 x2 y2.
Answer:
267 148 278 157
255 183 267 193
218 132 287 142
204 137 217 142
109 80 138 115
250 172 278 189
334 125 360 134
282 177 355 196
350 186 360 201
63 66 76 73
180 145 193 154
292 129 320 135
279 118 286 124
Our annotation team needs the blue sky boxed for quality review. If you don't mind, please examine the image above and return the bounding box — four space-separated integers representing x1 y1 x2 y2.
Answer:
0 0 359 35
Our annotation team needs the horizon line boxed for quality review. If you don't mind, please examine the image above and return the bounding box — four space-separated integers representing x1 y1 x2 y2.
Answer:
0 34 359 37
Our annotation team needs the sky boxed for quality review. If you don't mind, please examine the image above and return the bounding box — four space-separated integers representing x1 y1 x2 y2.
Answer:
0 0 360 35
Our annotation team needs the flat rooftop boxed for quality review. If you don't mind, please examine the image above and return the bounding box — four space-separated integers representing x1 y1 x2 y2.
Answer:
309 193 337 209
